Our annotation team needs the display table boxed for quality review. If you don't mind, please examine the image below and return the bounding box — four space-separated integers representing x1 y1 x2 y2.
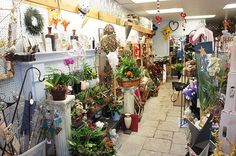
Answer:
44 95 75 156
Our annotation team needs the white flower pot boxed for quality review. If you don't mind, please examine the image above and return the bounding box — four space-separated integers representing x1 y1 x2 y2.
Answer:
89 79 97 88
81 81 88 90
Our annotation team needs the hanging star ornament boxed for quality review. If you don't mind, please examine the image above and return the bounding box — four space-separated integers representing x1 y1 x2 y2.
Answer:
199 46 206 57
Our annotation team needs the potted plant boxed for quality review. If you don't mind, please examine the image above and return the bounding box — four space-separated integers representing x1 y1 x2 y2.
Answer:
108 101 123 121
44 69 70 100
82 63 97 88
69 70 83 95
116 56 141 88
68 121 116 156
174 63 184 79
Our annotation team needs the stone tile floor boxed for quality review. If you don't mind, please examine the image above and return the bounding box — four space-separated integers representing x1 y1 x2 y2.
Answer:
117 82 188 156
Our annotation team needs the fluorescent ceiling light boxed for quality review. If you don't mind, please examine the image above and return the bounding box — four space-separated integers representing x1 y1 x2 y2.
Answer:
131 0 171 3
146 8 183 14
224 3 236 9
185 15 216 19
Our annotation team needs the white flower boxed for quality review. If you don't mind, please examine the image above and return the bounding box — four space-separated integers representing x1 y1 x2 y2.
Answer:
95 121 104 129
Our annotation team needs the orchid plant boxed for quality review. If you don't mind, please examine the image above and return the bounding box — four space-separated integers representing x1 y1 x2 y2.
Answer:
196 52 229 112
64 58 75 73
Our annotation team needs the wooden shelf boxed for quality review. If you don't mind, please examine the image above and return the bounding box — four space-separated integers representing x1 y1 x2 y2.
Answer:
84 9 153 35
24 0 78 13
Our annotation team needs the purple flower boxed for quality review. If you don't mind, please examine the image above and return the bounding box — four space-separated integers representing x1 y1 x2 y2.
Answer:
64 58 74 65
183 85 197 100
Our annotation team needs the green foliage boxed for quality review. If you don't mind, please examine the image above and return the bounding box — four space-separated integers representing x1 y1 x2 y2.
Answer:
76 85 107 103
174 63 184 72
68 123 115 156
108 101 123 114
44 68 70 89
116 56 141 80
83 63 97 80
69 71 84 85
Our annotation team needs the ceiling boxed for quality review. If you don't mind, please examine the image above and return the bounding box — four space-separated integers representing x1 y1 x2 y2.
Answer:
115 0 236 21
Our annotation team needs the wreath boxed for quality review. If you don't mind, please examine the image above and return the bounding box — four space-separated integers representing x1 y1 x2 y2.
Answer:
24 7 44 35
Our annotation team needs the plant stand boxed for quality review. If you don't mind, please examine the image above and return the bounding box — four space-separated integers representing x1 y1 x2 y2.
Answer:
123 88 135 114
44 95 75 156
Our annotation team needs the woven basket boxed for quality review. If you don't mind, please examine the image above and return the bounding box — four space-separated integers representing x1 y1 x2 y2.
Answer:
117 78 141 88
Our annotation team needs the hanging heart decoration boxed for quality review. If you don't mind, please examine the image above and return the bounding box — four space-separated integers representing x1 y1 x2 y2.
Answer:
168 20 179 32
155 16 162 25
180 12 187 31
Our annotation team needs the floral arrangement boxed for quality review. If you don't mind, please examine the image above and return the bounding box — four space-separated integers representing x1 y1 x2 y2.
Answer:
116 56 141 80
183 81 197 101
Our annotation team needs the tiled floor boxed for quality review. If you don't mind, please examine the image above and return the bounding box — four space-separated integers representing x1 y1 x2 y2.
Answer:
117 82 188 156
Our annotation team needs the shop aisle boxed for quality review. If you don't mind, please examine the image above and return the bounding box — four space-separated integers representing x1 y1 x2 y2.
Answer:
117 82 188 156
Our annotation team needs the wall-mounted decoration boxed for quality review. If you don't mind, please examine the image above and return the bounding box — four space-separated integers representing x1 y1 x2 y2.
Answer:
61 19 70 31
49 9 61 29
162 26 172 40
24 7 44 35
169 20 179 32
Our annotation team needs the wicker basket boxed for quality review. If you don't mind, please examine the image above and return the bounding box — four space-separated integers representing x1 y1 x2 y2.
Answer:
117 78 141 88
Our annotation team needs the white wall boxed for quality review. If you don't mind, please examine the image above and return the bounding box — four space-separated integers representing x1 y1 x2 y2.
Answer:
153 19 204 57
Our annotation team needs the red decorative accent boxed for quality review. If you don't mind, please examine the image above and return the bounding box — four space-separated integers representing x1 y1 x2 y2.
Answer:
134 44 140 58
155 16 162 25
180 12 187 31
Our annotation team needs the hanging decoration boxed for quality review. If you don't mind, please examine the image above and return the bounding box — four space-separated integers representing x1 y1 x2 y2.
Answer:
50 9 61 29
155 16 162 25
61 19 70 31
162 26 172 40
155 0 162 25
24 7 44 35
223 19 230 30
180 12 187 31
134 44 141 58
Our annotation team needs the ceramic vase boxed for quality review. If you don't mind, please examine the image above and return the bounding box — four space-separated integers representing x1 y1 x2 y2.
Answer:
124 113 132 129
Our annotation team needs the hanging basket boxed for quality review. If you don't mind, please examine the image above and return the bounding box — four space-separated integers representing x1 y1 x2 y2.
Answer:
117 78 141 88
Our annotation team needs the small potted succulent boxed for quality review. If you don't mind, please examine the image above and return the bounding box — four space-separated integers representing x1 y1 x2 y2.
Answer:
44 69 70 100
116 56 141 88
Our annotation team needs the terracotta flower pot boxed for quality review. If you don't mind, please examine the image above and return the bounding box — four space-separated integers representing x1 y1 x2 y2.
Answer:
51 85 67 101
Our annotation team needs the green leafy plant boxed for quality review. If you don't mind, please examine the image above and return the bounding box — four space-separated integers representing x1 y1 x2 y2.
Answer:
68 122 116 156
83 63 97 80
76 85 107 104
108 101 123 114
69 71 84 85
116 56 141 80
44 68 70 89
174 63 184 72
